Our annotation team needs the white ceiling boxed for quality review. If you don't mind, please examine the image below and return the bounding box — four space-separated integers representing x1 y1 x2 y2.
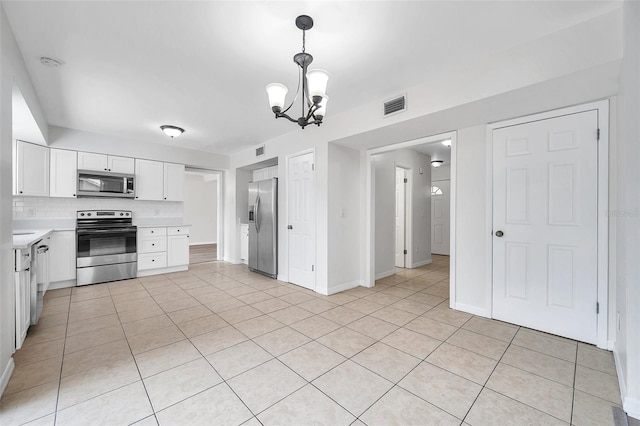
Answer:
3 1 620 155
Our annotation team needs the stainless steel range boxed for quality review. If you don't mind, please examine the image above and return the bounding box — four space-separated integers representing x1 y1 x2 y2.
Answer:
76 210 137 286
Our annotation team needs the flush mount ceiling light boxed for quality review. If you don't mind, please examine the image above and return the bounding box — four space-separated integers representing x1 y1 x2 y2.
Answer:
160 125 185 138
266 15 329 129
40 57 64 68
441 139 452 147
431 160 444 168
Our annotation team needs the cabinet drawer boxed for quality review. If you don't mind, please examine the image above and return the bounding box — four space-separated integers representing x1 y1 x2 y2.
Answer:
139 227 167 238
138 252 167 270
168 226 190 236
138 236 166 254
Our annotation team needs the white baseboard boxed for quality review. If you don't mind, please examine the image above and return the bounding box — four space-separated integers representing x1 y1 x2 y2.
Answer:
49 279 76 290
189 241 217 246
454 302 490 318
375 270 395 280
607 340 615 351
411 259 432 268
624 396 640 421
0 358 15 397
223 257 243 265
327 280 362 295
277 274 288 282
613 345 631 417
137 265 188 277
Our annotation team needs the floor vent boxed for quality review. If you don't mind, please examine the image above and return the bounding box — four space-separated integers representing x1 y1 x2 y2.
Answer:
383 95 407 117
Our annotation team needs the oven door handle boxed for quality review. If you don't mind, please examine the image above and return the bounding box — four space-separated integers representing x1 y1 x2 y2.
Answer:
77 228 137 234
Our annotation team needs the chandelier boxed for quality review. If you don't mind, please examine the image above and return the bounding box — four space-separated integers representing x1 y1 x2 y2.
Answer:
266 15 329 129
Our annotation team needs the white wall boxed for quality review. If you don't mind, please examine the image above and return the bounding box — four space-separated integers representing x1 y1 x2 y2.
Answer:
0 6 16 394
184 174 217 245
373 148 432 276
328 143 361 293
614 0 640 418
431 165 451 182
452 126 490 316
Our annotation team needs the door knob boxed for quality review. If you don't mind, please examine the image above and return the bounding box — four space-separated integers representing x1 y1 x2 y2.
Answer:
495 230 504 237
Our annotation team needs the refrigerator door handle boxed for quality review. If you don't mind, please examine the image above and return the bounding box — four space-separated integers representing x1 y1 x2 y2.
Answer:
255 195 261 233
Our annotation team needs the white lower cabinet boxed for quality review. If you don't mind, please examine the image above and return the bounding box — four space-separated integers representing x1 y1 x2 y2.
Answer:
49 231 77 284
240 224 249 264
14 248 32 350
137 226 189 276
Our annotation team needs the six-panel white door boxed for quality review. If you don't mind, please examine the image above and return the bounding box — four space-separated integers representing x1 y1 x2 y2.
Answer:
395 168 406 268
431 180 450 255
288 152 315 290
492 110 598 344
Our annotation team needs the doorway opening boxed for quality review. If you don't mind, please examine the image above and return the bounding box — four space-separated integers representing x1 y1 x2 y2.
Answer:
184 168 223 264
366 131 457 301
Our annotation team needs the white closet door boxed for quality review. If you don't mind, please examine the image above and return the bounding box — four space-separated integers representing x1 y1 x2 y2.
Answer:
288 152 315 290
492 110 598 343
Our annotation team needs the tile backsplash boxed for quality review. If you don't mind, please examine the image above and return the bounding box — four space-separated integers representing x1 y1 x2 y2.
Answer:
13 197 183 220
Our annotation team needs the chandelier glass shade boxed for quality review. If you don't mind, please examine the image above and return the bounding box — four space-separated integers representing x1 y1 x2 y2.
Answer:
266 15 329 129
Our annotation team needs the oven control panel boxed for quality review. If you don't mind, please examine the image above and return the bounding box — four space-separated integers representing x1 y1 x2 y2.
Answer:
77 210 132 218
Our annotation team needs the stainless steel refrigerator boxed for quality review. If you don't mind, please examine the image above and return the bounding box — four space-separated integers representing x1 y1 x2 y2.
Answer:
248 178 277 278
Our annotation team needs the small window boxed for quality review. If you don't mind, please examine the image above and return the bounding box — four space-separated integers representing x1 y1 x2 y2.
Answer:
431 186 443 195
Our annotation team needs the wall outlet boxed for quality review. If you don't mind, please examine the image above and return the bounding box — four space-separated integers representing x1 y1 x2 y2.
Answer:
617 311 621 331
27 208 36 217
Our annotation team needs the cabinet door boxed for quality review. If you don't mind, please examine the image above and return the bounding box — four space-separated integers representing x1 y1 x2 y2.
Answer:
49 231 77 282
17 141 49 197
108 156 135 174
15 270 30 349
50 149 78 198
163 163 185 201
135 159 164 200
77 152 108 171
167 235 189 267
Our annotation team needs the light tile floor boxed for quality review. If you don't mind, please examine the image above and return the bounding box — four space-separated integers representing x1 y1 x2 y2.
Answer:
0 255 624 425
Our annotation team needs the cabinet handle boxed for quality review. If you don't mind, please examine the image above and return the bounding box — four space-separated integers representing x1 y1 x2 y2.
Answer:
164 197 167 200
25 268 30 271
104 168 107 171
19 191 23 194
152 259 155 262
152 244 155 246
73 194 76 197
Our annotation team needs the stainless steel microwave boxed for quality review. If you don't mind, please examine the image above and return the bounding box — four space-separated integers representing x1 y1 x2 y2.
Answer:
77 170 135 198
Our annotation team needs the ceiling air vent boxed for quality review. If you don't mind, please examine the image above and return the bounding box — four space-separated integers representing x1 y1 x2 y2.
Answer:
383 95 407 117
255 144 265 157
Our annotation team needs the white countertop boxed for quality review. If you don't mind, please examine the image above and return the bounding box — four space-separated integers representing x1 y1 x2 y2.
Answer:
134 218 191 228
13 229 54 249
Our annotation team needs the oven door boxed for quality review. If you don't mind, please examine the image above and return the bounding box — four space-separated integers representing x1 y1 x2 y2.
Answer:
77 228 137 267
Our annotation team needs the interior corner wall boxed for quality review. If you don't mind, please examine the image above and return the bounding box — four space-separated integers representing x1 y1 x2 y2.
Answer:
454 125 490 315
327 143 361 293
0 5 16 395
184 175 217 245
373 148 431 277
614 0 640 418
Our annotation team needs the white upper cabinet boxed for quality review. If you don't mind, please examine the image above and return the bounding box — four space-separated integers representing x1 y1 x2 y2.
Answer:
163 163 185 201
135 159 164 200
50 149 77 198
77 152 107 171
78 152 134 174
108 156 135 174
16 141 49 197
